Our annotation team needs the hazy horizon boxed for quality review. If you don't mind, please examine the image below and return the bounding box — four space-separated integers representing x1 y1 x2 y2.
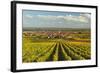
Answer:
23 27 90 29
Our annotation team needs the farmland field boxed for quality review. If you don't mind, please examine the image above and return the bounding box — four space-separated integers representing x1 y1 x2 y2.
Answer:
22 29 91 63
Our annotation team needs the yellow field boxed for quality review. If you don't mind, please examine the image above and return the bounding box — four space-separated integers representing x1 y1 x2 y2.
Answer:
22 32 91 63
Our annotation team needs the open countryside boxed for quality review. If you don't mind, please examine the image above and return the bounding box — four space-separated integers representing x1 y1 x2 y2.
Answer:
22 28 91 62
22 10 91 63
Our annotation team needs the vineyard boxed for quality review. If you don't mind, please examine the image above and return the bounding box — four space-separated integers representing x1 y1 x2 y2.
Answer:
22 30 91 63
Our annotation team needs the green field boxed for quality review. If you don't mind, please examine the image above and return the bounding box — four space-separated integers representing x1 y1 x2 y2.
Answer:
22 30 91 63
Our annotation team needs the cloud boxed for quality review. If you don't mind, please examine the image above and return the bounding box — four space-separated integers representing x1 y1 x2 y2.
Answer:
23 13 91 28
25 14 33 18
80 13 91 19
35 14 90 24
63 15 89 23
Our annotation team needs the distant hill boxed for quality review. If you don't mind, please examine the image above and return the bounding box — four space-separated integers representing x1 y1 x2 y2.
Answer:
23 27 90 32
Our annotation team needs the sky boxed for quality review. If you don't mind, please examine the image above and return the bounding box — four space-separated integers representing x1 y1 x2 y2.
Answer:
23 10 91 28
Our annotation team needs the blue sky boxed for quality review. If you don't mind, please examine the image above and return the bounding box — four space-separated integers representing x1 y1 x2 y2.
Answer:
23 10 91 28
